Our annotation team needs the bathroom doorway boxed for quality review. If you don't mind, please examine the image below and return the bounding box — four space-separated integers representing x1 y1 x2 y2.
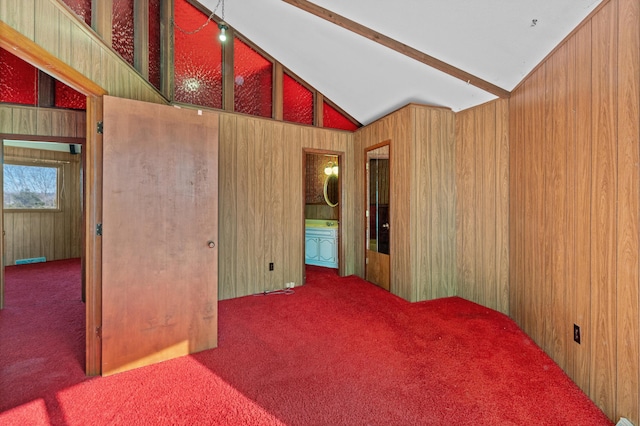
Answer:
303 150 343 278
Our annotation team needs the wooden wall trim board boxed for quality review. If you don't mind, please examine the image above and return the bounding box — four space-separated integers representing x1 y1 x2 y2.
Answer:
509 0 640 422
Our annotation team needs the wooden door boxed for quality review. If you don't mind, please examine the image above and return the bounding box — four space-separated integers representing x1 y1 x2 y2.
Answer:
101 96 218 376
365 143 390 291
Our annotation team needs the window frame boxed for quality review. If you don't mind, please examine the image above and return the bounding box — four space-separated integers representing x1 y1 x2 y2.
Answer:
3 158 65 213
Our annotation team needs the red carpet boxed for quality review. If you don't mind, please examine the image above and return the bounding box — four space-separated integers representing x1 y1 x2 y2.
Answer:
0 261 612 425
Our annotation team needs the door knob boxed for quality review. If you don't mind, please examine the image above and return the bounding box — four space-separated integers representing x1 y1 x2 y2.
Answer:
382 223 390 230
207 241 215 248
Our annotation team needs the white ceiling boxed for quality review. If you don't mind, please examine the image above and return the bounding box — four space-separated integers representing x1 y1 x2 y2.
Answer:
200 0 603 125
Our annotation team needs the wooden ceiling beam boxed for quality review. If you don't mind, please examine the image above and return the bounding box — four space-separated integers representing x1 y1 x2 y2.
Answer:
282 0 511 99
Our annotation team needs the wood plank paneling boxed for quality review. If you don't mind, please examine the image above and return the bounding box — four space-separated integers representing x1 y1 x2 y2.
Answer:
616 0 640 421
455 100 509 314
217 113 354 300
509 0 639 421
356 105 456 303
590 2 618 416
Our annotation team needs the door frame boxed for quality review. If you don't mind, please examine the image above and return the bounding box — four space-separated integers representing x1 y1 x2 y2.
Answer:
302 148 345 279
0 22 108 375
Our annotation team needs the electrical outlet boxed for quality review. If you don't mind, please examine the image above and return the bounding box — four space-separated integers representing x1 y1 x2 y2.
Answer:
286 282 295 289
573 324 581 344
269 262 274 271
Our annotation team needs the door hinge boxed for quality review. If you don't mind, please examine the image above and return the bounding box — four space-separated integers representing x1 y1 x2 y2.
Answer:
96 326 102 339
96 223 103 236
97 121 103 134
366 257 369 265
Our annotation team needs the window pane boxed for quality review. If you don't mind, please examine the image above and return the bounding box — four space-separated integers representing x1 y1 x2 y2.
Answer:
60 0 92 26
283 73 313 125
55 81 86 110
4 164 58 209
0 48 37 106
234 38 272 118
323 101 358 132
112 0 135 66
149 0 162 89
174 0 223 108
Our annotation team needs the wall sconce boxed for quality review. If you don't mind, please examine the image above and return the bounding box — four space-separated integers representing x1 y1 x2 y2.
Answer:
324 162 339 176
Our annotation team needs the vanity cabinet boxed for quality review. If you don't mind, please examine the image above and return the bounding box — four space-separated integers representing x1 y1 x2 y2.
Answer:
305 227 338 269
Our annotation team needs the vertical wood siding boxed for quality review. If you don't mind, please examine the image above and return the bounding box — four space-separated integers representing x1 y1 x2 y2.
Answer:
509 0 640 421
218 113 355 300
455 99 510 314
355 105 456 303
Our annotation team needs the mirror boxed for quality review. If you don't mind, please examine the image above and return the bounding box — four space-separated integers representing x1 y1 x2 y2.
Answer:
324 175 339 207
367 145 390 255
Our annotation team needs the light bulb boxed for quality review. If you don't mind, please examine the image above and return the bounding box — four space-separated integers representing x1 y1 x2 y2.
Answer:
219 27 227 42
324 166 332 176
332 165 339 176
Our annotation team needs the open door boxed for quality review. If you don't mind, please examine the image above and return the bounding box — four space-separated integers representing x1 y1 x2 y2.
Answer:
365 143 390 291
101 96 218 376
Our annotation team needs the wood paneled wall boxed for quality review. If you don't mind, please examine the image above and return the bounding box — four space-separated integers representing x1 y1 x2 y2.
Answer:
355 104 457 302
3 146 82 264
0 105 85 137
455 99 509 314
218 113 355 300
509 0 639 422
0 0 165 104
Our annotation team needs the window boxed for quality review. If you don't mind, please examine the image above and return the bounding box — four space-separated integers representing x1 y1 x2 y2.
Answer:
4 162 61 210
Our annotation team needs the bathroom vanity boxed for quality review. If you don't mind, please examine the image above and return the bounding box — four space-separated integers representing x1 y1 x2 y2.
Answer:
305 219 338 269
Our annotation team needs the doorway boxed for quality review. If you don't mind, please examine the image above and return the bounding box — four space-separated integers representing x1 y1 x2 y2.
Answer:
365 142 390 291
1 137 85 362
303 150 342 276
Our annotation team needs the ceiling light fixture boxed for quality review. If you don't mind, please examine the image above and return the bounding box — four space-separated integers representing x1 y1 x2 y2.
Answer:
218 22 228 42
173 0 228 44
218 0 227 42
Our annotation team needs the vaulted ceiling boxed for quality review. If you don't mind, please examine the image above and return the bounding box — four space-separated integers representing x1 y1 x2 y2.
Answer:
201 0 603 125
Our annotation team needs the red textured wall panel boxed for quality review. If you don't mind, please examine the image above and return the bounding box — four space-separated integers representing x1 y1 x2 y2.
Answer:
60 0 92 25
174 0 223 108
112 0 135 66
234 38 272 118
0 48 37 106
55 81 86 110
323 101 358 132
149 0 161 89
283 73 313 125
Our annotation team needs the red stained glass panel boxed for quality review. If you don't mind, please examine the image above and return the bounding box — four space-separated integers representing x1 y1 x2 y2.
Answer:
283 73 313 125
0 48 37 106
149 0 161 89
55 81 86 110
174 0 223 108
234 38 272 118
60 0 92 26
323 101 358 132
112 0 135 66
